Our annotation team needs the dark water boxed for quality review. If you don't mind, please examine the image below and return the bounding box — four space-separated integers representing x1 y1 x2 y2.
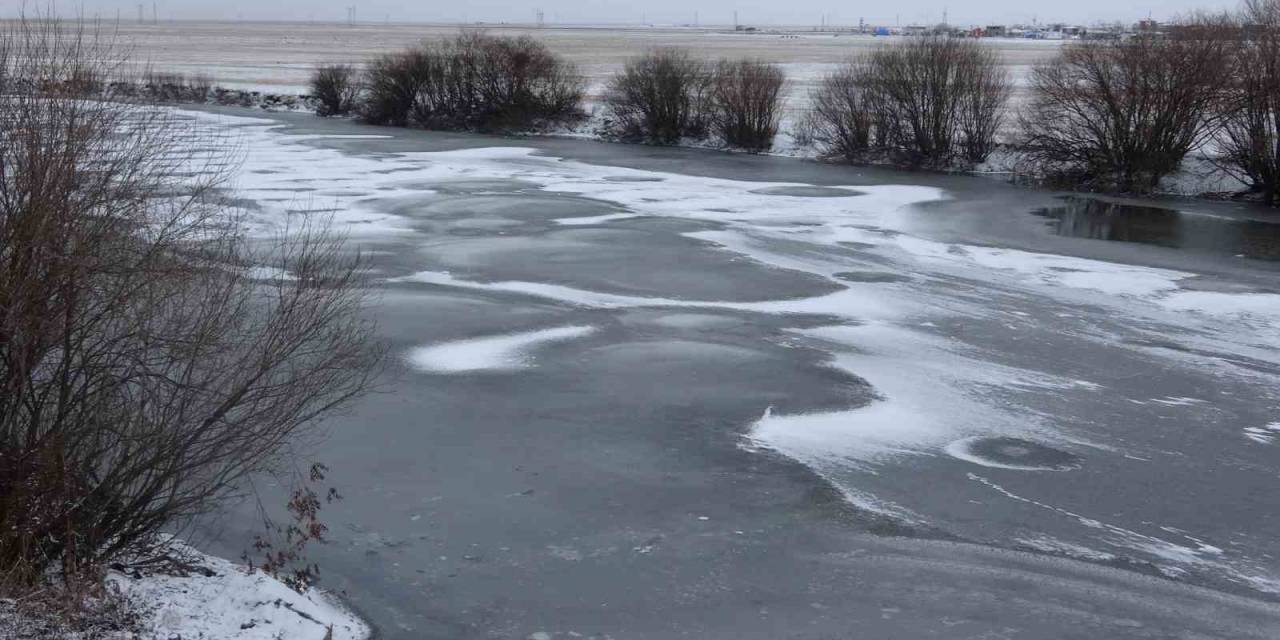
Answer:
1031 197 1280 260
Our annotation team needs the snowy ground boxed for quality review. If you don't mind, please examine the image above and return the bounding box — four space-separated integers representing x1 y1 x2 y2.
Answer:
107 542 369 640
1 541 368 640
174 106 1280 639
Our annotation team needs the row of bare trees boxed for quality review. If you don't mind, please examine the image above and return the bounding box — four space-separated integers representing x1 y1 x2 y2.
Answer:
1 16 382 604
310 6 1280 200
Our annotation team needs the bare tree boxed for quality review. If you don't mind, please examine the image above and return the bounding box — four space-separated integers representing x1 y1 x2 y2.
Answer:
954 43 1012 164
360 49 427 126
1212 1 1280 203
1020 33 1231 192
709 59 785 152
0 17 382 590
603 48 713 144
358 32 583 131
802 60 882 162
804 37 1010 167
311 64 361 117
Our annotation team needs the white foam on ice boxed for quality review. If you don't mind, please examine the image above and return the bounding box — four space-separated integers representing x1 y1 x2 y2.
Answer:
1243 422 1280 444
406 325 595 373
943 437 1073 471
747 322 1080 472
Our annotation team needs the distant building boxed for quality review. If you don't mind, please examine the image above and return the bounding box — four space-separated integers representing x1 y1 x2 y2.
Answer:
984 25 1008 37
1137 19 1159 32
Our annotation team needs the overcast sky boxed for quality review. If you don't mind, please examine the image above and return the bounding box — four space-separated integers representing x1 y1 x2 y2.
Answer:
19 1 1243 27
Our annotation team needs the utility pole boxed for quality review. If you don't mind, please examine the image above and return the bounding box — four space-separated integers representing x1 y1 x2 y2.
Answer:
734 10 738 29
137 4 144 24
152 2 158 25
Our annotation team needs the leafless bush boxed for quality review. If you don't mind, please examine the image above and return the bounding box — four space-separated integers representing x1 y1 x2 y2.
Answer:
358 32 583 131
1212 1 1280 203
459 32 584 129
188 73 213 101
360 51 423 126
954 45 1011 164
603 48 713 144
803 60 883 162
1020 33 1231 192
805 37 1010 167
0 17 382 592
311 64 361 117
709 59 785 152
142 69 186 101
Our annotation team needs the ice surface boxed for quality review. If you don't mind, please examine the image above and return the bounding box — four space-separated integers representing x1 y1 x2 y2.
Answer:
407 325 596 373
204 112 1280 596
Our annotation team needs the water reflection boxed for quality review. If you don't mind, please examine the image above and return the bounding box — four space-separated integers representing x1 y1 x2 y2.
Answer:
1031 197 1280 260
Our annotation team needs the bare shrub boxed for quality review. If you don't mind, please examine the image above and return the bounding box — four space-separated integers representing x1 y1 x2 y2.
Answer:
954 45 1012 164
0 17 382 592
604 48 713 144
709 59 785 152
188 73 213 101
805 37 1010 167
359 32 583 131
867 37 1010 167
1212 1 1280 203
360 50 425 126
1021 34 1231 192
460 32 584 129
804 60 882 162
311 64 360 117
142 69 188 101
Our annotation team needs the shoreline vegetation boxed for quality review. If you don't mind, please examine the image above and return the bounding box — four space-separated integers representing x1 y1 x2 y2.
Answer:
136 24 1280 208
1 15 382 640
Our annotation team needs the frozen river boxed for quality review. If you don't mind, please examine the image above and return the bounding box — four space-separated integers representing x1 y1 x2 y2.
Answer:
190 106 1280 639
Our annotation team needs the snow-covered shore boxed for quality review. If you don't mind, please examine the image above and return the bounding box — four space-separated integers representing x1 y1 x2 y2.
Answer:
108 541 370 640
2 541 369 640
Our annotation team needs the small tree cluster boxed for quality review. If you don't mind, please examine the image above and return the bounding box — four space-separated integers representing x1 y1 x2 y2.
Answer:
1020 32 1230 192
604 49 787 151
357 32 583 131
709 59 786 152
311 64 360 117
604 48 713 145
805 37 1011 168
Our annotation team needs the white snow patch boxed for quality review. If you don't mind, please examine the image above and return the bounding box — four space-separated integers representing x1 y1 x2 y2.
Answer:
747 322 1076 468
245 266 297 281
406 325 595 373
108 541 368 640
1159 290 1280 317
1243 422 1280 444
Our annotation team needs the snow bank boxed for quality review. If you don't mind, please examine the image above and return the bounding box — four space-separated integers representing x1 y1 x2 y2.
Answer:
108 542 369 640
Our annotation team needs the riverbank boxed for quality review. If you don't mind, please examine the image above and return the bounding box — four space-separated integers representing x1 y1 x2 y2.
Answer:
2 540 369 640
